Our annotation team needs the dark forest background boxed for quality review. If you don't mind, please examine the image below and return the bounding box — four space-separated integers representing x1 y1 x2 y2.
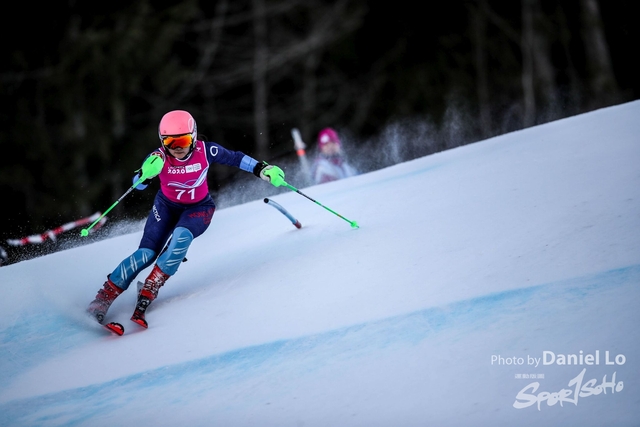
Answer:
1 0 638 263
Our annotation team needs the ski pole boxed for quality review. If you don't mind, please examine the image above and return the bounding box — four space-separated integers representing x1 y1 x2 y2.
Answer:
80 154 164 237
282 182 359 229
264 198 302 229
80 185 138 237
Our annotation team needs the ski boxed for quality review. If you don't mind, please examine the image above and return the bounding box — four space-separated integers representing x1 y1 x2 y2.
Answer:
104 322 125 336
130 316 148 329
92 281 150 336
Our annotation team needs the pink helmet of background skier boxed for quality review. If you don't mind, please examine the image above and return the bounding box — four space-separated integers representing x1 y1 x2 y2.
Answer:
317 127 341 147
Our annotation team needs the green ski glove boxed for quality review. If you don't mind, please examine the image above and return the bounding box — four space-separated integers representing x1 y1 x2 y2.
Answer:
253 161 285 187
140 153 165 181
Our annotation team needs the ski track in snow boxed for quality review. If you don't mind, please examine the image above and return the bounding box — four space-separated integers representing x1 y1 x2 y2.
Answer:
1 265 639 426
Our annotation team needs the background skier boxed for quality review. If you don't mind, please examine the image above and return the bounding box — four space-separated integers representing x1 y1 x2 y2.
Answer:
311 127 357 185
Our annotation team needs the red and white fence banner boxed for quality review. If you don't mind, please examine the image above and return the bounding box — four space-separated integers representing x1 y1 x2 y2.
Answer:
6 212 107 246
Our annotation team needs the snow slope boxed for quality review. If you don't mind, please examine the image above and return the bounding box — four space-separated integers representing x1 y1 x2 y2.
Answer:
1 101 639 426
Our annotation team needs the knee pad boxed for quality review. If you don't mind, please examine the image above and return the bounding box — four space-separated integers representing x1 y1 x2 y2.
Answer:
156 227 193 276
109 248 156 290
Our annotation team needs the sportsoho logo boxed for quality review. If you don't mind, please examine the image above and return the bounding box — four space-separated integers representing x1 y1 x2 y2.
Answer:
491 350 626 411
511 351 625 411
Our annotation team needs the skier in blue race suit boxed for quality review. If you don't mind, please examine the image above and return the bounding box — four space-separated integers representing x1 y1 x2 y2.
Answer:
88 110 284 331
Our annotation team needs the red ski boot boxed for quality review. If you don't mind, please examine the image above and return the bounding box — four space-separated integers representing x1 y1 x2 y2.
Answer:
87 278 124 323
131 264 170 328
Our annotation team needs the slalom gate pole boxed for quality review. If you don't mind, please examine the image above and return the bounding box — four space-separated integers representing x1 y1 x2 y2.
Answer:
282 182 359 229
291 128 312 187
264 198 302 229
